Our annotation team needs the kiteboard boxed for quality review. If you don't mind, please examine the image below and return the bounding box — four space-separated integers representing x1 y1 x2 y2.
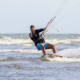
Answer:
41 54 63 58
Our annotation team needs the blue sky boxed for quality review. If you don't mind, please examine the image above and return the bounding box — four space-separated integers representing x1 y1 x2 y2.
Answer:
0 0 80 34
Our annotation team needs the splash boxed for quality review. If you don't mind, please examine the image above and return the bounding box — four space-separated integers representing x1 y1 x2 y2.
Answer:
45 57 80 62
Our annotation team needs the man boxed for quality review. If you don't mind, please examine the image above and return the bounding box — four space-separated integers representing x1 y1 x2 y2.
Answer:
29 25 57 55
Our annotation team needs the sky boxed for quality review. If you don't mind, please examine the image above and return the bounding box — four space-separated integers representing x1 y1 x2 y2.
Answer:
0 0 80 34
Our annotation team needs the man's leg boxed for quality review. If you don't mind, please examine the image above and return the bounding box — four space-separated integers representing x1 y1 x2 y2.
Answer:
47 44 57 53
40 45 46 55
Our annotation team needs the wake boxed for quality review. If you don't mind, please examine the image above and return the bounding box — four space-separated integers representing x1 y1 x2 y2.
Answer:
43 48 80 62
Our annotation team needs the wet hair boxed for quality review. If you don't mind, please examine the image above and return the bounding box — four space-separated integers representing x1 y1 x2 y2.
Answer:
30 25 35 29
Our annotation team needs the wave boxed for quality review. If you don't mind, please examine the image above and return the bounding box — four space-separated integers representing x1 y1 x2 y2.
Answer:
0 36 32 44
0 49 51 53
22 44 33 47
1 56 80 62
40 47 80 62
56 47 80 57
0 47 80 62
46 38 80 44
44 57 80 62
0 57 24 61
0 47 80 56
0 36 80 45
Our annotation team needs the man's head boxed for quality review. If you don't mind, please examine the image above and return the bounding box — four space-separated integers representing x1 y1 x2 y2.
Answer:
30 25 36 33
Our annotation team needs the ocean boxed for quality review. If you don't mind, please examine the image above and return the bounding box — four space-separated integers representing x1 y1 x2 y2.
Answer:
0 33 80 80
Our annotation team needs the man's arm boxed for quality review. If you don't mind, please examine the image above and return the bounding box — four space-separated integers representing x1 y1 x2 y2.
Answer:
43 27 47 31
36 28 44 33
36 27 47 33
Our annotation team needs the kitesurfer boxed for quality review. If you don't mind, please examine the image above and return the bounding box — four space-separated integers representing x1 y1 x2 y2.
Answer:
29 25 57 55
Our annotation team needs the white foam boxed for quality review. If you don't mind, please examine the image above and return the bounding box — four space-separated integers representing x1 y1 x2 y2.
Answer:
46 57 80 62
44 47 80 62
77 37 80 39
0 47 80 62
0 49 51 53
0 37 32 44
22 44 33 47
56 47 80 57
0 36 80 45
46 38 80 44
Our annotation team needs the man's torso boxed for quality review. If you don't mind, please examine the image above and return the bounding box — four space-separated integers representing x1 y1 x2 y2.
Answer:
29 29 45 46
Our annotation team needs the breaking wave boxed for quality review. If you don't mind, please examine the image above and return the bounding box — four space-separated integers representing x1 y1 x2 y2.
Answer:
0 36 80 45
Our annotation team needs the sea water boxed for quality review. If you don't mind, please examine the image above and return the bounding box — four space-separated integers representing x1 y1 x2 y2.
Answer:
0 34 80 80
